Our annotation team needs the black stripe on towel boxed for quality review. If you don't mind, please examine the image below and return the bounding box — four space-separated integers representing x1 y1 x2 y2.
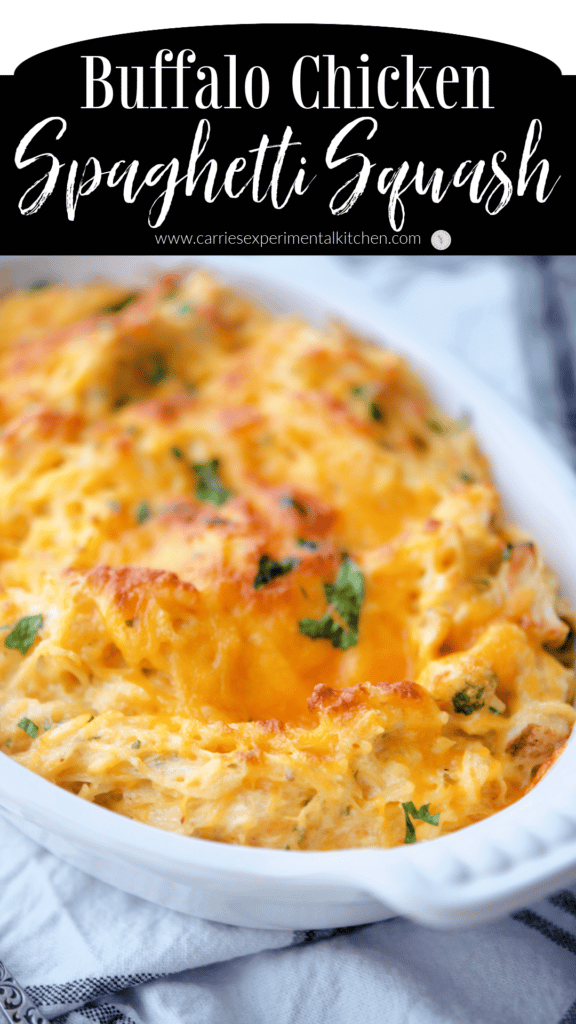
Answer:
549 891 576 919
51 1005 136 1024
512 910 576 956
28 974 164 1008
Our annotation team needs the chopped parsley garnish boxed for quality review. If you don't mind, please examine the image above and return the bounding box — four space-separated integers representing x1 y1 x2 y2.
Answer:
17 717 39 739
101 293 138 314
135 501 152 524
172 446 183 460
369 401 384 422
4 614 43 655
143 352 170 385
109 500 121 514
324 558 364 632
193 459 232 506
280 495 308 516
254 554 299 589
452 683 485 715
426 419 446 435
125 619 134 627
299 557 364 650
296 538 318 550
132 739 141 749
350 385 367 397
29 280 51 291
502 542 514 561
298 614 353 647
402 802 440 843
458 471 476 484
175 302 192 317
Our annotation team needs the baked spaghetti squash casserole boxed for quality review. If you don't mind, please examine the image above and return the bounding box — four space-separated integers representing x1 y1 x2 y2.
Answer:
0 270 574 850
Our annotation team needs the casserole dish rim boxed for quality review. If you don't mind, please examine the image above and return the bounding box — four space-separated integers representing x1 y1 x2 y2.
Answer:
1 253 575 929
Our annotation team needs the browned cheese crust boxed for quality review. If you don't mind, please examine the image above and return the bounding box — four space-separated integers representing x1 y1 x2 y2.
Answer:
0 271 574 849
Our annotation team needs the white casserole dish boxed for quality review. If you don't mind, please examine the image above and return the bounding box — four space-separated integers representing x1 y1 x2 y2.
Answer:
1 254 576 930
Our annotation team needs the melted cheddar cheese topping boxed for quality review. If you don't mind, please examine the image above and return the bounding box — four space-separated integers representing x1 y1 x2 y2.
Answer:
0 271 574 849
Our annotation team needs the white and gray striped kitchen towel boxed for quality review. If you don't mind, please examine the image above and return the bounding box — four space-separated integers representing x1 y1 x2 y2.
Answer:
1 812 576 1024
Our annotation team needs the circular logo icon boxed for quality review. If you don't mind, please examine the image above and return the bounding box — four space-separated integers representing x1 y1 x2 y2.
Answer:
431 230 451 251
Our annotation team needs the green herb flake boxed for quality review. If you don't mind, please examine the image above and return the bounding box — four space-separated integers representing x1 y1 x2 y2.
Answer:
254 554 299 589
175 302 191 317
4 739 11 748
172 446 183 460
193 459 233 506
143 352 170 385
502 542 514 561
125 619 134 628
369 401 384 422
458 471 476 484
489 706 504 715
296 537 318 550
350 385 367 397
109 500 121 514
452 683 485 715
101 293 138 314
280 495 308 516
299 558 364 650
323 558 364 633
4 614 43 655
135 501 152 524
427 419 446 435
132 739 141 749
43 718 52 731
28 280 51 291
17 717 39 739
402 801 440 844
